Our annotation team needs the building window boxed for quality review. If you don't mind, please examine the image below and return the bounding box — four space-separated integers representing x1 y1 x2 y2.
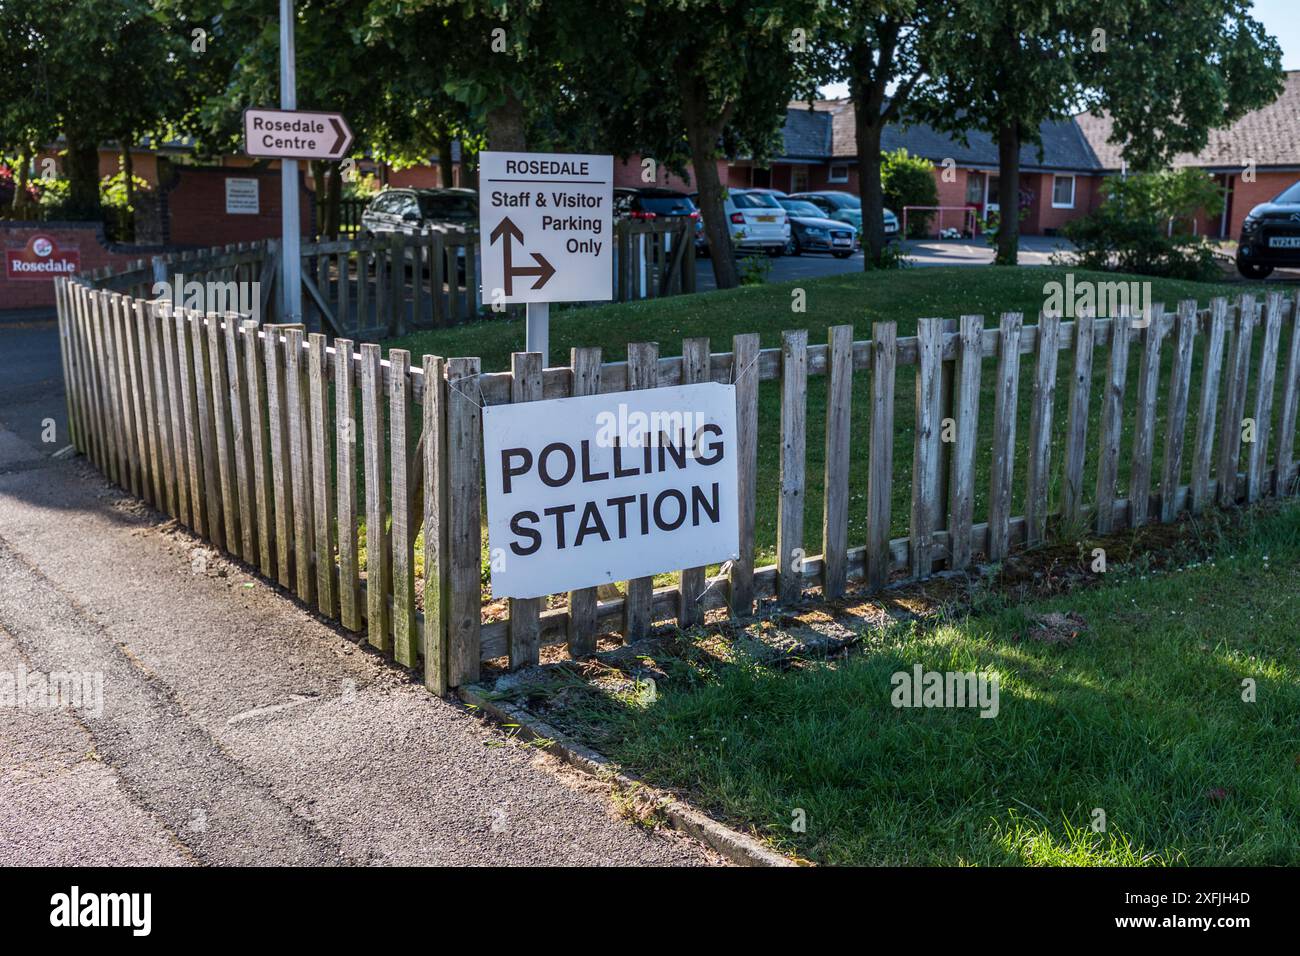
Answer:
1051 174 1076 209
965 173 983 205
828 163 849 183
791 165 810 193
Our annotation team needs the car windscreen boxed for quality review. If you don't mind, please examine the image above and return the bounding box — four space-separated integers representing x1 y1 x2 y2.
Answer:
824 193 860 209
731 192 782 210
638 196 695 215
417 194 476 219
1272 181 1300 205
780 201 826 218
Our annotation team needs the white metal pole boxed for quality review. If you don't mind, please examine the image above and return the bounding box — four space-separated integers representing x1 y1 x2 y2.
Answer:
525 301 549 366
279 0 302 323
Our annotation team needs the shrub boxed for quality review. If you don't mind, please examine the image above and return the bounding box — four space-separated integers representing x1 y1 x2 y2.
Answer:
1060 168 1223 281
881 148 938 237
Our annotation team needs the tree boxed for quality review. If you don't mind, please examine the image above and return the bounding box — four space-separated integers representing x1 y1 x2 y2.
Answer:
915 0 1283 265
813 0 948 263
881 147 938 237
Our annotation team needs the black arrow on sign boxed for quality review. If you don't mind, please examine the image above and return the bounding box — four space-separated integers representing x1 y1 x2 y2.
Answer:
490 216 556 295
329 117 349 157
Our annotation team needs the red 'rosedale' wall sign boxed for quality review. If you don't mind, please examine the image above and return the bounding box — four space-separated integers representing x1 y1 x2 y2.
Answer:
5 233 81 281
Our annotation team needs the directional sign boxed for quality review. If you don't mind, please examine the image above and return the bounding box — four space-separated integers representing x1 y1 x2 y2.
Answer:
479 151 612 306
243 108 354 161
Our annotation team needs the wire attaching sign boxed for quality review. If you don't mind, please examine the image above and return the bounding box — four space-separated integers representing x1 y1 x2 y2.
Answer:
478 150 613 306
482 383 739 599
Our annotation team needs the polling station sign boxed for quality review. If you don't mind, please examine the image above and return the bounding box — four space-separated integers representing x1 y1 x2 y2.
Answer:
478 150 612 306
482 383 739 599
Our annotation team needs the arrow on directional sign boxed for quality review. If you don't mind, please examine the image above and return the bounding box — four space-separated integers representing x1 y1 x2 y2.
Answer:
490 216 556 295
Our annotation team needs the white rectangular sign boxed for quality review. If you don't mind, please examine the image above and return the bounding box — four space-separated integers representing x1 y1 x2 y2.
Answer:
482 382 739 599
225 177 259 215
478 150 613 306
242 107 354 160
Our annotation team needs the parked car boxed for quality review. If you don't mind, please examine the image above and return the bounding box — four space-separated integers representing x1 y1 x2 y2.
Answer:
614 187 705 252
360 187 477 237
776 198 857 257
723 188 790 256
1236 179 1300 279
788 190 900 242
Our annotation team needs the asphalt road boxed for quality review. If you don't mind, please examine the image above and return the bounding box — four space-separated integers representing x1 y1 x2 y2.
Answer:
0 313 717 866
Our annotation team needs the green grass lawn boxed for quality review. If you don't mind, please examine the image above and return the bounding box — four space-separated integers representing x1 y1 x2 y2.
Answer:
380 266 1292 582
515 502 1300 866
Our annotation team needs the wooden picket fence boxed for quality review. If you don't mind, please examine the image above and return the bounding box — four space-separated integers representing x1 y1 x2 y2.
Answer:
84 218 696 342
53 275 1300 694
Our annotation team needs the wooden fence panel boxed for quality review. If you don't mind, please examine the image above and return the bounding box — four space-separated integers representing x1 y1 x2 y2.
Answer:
508 351 543 669
1246 292 1284 503
360 342 391 651
1095 313 1133 534
911 319 942 578
1191 299 1228 514
867 322 897 590
679 337 712 621
947 315 983 569
988 313 1023 561
623 342 659 636
821 325 854 598
1160 301 1198 522
777 330 809 604
567 347 603 655
334 338 362 631
1024 312 1061 546
1128 305 1164 527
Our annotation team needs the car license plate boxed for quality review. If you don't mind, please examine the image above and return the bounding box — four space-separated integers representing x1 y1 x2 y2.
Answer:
1268 236 1300 248
756 215 775 223
833 237 850 246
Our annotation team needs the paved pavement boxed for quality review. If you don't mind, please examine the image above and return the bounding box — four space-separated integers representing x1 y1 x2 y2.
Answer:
0 314 717 866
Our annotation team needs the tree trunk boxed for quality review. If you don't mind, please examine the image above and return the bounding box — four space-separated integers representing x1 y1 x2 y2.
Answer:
13 149 32 216
679 73 737 289
438 136 454 187
63 137 101 221
855 114 886 265
486 89 527 151
995 123 1021 265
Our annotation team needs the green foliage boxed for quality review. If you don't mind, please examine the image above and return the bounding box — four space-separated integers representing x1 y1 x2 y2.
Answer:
880 148 938 237
1061 169 1225 281
737 253 773 285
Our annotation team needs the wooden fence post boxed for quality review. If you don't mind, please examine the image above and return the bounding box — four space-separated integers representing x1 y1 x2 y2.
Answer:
988 313 1023 561
1274 296 1300 496
422 354 450 694
911 318 942 578
389 348 418 666
1061 312 1094 527
867 322 897 590
729 333 760 615
360 342 391 651
1095 313 1133 534
567 347 603 655
1024 311 1061 546
284 327 317 604
1160 301 1197 522
1217 296 1257 507
308 334 338 617
1246 292 1283 503
446 357 483 686
1190 299 1228 514
777 329 808 603
334 339 363 630
947 314 983 570
821 325 854 598
242 321 273 576
679 337 712 623
507 351 543 669
623 342 658 636
1128 303 1165 527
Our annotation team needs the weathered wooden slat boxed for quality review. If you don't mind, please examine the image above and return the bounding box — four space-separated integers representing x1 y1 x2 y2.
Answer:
190 312 224 550
360 342 391 651
143 301 178 518
623 341 658 637
1273 297 1300 495
867 322 897 589
132 300 164 510
1024 311 1061 545
1217 296 1257 507
1095 313 1133 534
447 357 483 684
1190 299 1229 513
566 347 603 655
821 325 854 597
263 325 295 587
97 293 126 486
422 354 450 693
284 328 316 603
334 338 362 630
1061 312 1095 525
506 351 543 669
988 313 1024 560
729 332 760 615
673 337 713 622
223 314 256 561
70 287 101 466
112 294 141 495
777 329 809 603
86 287 112 473
1246 292 1284 502
308 334 338 617
241 322 274 577
206 313 242 548
389 348 417 665
911 319 942 578
1159 301 1198 522
172 309 204 532
947 314 983 569
1128 304 1165 527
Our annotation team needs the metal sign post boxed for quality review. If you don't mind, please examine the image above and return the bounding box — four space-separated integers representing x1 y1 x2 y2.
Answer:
525 302 549 364
278 0 301 324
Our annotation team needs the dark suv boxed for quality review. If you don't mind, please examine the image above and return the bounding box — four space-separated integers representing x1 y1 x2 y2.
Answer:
361 187 477 237
1237 180 1300 279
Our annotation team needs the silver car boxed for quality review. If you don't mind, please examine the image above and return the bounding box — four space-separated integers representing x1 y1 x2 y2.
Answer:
724 189 790 256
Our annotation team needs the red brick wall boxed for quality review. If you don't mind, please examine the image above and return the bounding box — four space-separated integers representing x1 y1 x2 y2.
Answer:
1 222 161 310
612 155 725 193
162 167 314 247
1206 171 1299 238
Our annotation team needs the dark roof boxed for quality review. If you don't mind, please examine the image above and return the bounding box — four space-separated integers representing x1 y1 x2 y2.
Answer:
1076 70 1300 171
776 100 1101 172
